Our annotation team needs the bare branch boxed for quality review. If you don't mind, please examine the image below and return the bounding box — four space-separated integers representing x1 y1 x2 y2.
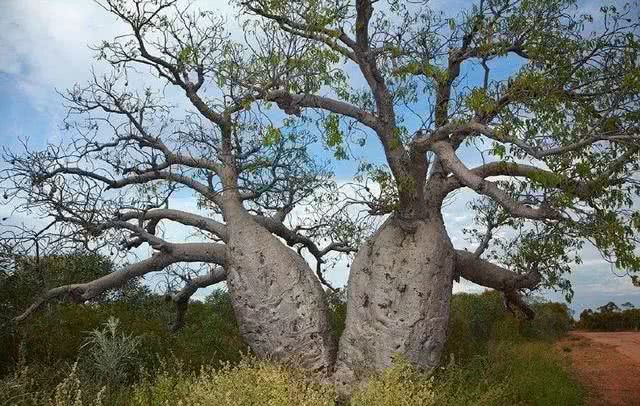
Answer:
431 141 561 220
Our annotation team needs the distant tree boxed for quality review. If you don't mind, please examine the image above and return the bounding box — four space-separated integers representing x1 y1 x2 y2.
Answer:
597 301 621 313
577 302 640 331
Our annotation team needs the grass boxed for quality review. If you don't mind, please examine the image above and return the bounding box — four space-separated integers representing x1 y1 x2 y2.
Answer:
124 340 584 406
0 339 584 406
0 291 585 405
494 341 584 406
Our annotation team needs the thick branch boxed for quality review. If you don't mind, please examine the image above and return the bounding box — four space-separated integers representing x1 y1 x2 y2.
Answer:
441 161 596 200
455 250 540 319
118 209 228 241
15 242 226 322
431 141 561 220
168 266 226 331
263 90 379 130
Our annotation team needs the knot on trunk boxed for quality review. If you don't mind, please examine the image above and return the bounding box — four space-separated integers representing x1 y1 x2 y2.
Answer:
391 213 423 233
273 93 302 116
67 286 86 303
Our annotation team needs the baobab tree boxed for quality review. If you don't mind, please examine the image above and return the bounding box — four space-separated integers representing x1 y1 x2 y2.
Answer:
1 0 639 393
239 0 640 385
1 0 362 374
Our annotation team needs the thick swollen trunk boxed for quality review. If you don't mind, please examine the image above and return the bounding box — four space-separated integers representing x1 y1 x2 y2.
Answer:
334 212 455 386
224 209 337 374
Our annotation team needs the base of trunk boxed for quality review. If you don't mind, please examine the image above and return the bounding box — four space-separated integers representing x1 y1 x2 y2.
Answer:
225 216 337 374
334 213 455 387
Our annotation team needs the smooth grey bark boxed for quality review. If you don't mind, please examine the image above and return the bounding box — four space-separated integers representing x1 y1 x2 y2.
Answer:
334 211 455 386
223 205 337 374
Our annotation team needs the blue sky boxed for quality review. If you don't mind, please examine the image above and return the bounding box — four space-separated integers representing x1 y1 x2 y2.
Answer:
1 0 639 315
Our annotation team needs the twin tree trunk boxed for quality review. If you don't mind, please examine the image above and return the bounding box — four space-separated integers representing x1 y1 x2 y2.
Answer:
335 211 455 385
224 206 337 373
223 203 453 384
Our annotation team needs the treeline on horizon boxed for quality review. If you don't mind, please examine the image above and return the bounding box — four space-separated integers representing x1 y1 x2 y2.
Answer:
575 301 640 331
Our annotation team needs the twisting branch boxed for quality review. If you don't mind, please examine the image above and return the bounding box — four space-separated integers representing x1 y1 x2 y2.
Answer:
431 141 561 220
15 242 226 322
455 250 541 319
167 266 226 331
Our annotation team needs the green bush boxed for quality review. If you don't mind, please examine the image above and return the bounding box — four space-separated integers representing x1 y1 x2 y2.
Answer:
79 317 141 386
520 302 573 340
445 290 573 362
2 290 246 374
576 304 640 331
130 357 335 406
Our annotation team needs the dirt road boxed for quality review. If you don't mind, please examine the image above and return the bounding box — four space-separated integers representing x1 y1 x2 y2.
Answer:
558 332 640 406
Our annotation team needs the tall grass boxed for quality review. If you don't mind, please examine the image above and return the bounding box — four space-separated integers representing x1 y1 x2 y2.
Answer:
127 340 583 406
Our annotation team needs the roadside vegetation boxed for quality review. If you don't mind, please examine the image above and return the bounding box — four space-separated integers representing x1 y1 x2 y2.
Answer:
576 301 640 331
1 265 583 406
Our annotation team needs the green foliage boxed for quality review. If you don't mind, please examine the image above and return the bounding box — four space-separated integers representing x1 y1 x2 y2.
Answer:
519 301 573 340
130 357 336 406
0 291 246 376
576 302 640 331
445 291 573 361
79 317 141 386
1 254 116 314
323 114 347 160
262 126 282 147
0 253 148 374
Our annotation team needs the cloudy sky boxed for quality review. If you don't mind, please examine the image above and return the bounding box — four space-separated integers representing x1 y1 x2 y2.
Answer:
1 0 638 315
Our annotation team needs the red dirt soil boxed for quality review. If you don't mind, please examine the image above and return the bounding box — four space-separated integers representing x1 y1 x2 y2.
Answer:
557 331 640 406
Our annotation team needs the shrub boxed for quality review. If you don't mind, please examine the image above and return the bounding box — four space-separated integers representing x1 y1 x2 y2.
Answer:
446 290 574 362
576 304 640 331
3 292 247 374
350 358 436 406
79 317 141 385
130 357 335 406
521 302 573 340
